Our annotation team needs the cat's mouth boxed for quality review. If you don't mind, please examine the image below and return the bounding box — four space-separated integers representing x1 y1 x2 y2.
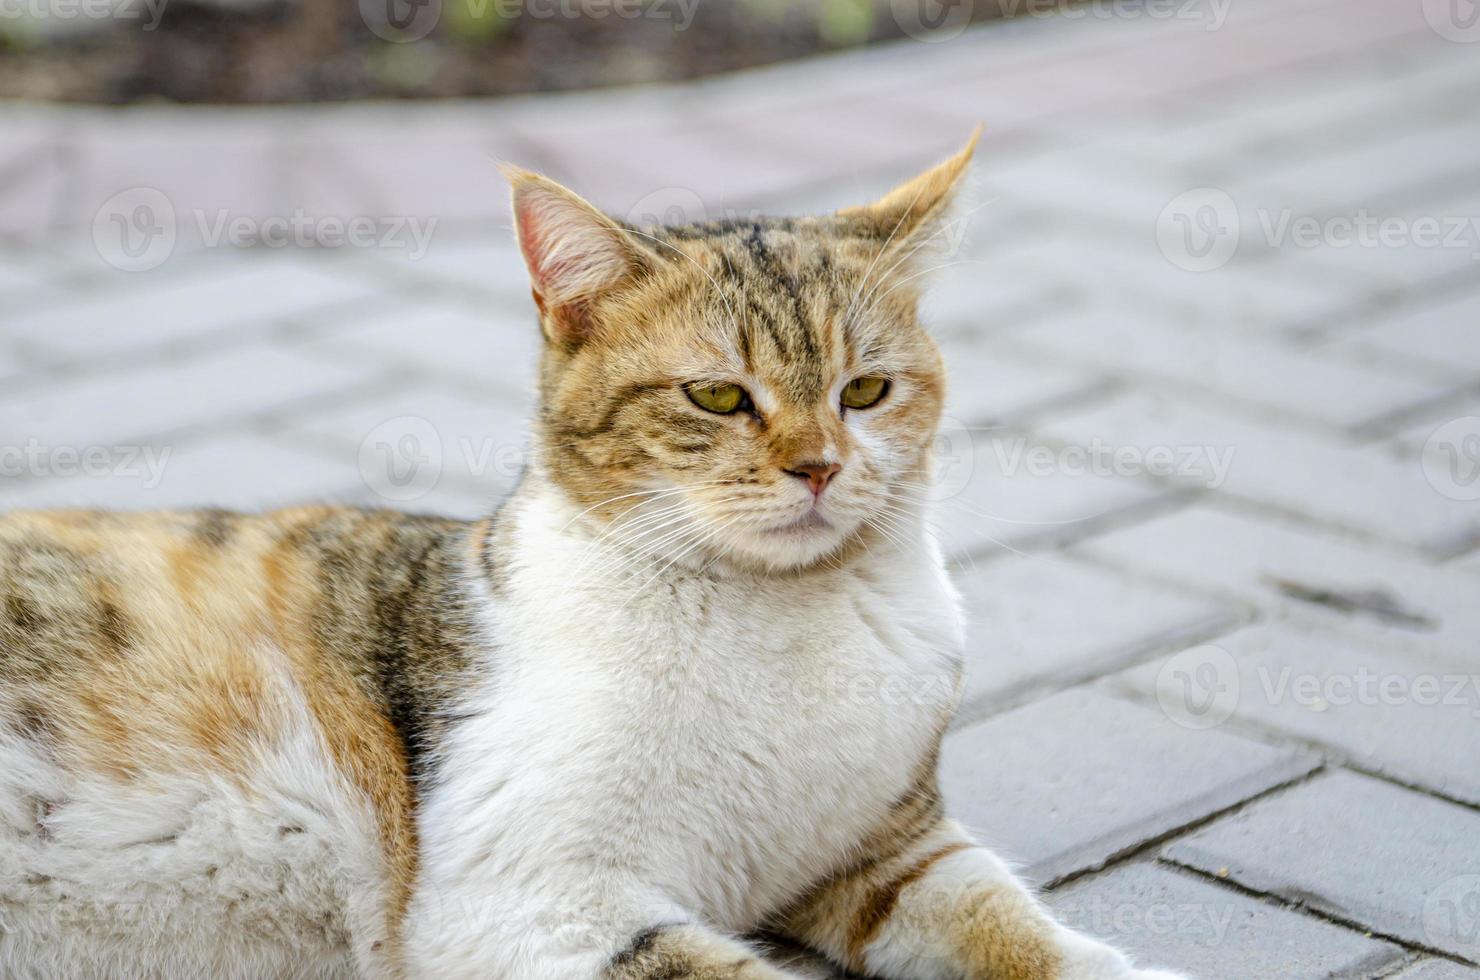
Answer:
763 510 831 535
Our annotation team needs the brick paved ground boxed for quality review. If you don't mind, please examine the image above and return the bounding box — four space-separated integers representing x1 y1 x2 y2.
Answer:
3 0 1480 975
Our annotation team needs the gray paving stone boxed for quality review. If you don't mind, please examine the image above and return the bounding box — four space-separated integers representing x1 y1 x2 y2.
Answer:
1111 623 1480 806
971 230 1355 336
1041 391 1480 553
922 260 1065 338
1046 863 1403 980
982 152 1186 230
1163 770 1480 961
285 385 531 507
954 554 1238 710
0 252 59 297
1261 191 1480 291
1108 51 1480 175
1081 504 1480 658
0 116 66 237
936 343 1098 427
286 123 513 232
1332 290 1480 379
2 255 379 362
940 689 1316 884
363 237 533 302
58 112 290 238
298 301 540 404
1007 311 1444 429
1449 550 1480 577
1390 960 1480 980
0 345 381 448
1276 232 1480 294
0 435 363 513
1121 262 1361 336
0 244 93 314
933 428 1165 557
1237 115 1480 219
1380 401 1480 459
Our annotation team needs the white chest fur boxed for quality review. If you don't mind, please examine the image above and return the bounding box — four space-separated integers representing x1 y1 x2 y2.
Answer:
408 490 965 976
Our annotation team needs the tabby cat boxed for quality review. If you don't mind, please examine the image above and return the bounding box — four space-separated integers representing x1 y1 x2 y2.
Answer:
0 135 1187 980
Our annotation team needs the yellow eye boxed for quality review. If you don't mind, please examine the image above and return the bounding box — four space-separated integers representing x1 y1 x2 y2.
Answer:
686 382 748 414
841 376 890 410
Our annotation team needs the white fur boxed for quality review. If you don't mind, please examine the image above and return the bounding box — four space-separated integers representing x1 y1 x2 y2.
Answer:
0 666 392 979
403 484 963 977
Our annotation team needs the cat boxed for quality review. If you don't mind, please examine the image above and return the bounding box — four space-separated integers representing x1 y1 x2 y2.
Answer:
0 134 1188 980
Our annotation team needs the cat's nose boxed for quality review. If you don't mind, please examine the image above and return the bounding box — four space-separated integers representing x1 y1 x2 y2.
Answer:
783 461 842 497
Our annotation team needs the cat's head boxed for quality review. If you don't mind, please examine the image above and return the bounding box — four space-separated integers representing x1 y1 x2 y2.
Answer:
507 133 976 573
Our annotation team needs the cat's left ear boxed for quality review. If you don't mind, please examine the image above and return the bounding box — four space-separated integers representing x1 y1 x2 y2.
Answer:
502 164 645 344
838 126 980 253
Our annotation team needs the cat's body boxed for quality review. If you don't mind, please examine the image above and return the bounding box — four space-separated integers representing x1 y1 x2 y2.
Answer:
0 136 1188 979
0 507 459 978
0 488 953 979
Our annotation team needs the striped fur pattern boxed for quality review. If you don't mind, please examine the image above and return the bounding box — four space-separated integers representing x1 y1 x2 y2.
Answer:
0 137 1187 980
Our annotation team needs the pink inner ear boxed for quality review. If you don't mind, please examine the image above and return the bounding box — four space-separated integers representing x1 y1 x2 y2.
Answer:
514 194 561 296
513 188 627 305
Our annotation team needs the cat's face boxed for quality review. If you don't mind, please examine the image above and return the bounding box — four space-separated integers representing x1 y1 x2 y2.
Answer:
508 136 974 572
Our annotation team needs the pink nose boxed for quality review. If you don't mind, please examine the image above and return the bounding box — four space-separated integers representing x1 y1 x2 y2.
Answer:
783 462 841 496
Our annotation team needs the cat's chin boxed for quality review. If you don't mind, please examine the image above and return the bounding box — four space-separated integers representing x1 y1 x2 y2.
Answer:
718 516 859 574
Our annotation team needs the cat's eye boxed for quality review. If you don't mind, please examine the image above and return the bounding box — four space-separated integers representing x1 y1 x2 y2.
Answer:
841 376 890 410
686 382 749 415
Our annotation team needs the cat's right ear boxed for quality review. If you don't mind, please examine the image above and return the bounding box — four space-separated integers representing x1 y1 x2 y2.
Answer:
502 165 644 345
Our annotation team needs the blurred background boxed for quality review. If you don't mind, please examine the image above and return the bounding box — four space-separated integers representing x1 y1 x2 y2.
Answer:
3 1 1480 978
